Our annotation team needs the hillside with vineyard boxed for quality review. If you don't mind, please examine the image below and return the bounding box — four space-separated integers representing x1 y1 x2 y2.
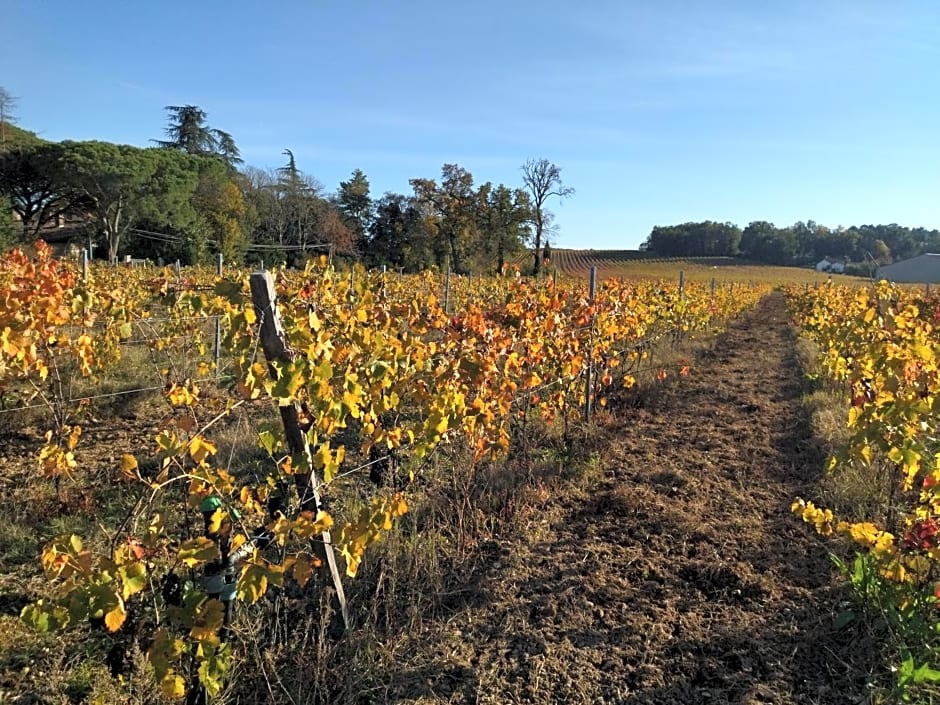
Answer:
521 248 851 285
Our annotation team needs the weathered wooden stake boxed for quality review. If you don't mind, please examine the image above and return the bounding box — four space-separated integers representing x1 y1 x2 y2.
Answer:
249 271 349 631
584 266 597 422
215 254 223 375
444 269 451 315
81 249 89 282
675 271 686 345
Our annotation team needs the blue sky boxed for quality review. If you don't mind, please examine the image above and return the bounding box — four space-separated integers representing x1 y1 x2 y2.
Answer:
3 1 939 248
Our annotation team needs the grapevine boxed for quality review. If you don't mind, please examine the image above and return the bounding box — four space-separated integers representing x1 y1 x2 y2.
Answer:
8 246 767 697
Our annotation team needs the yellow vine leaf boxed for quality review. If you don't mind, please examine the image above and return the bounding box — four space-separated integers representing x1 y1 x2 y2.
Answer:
292 510 334 539
206 508 225 535
237 562 268 604
118 562 147 600
190 599 225 643
121 453 139 479
189 435 218 465
179 537 220 567
104 601 126 632
161 674 186 699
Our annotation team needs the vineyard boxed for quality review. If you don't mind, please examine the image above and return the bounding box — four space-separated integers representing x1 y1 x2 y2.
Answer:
519 248 851 285
2 244 937 703
0 244 772 703
790 281 940 700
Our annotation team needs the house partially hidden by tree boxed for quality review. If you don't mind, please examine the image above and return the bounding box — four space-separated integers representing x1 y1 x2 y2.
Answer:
12 210 87 258
815 256 846 273
876 253 940 284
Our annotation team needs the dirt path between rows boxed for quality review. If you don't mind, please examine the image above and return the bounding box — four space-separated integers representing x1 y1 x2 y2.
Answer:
398 293 867 705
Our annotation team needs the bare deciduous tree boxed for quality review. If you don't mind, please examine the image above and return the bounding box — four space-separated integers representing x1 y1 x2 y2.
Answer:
521 158 574 277
0 87 19 144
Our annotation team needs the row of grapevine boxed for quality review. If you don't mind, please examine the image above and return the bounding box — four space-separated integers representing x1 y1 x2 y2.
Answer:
5 244 768 698
790 280 940 695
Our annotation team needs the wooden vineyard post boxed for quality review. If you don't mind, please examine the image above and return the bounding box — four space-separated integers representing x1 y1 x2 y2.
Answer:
444 269 451 315
675 271 685 346
249 271 350 632
214 254 223 376
584 266 597 422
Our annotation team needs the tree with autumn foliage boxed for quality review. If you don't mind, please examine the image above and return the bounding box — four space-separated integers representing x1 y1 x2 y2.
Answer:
241 152 355 264
410 164 481 274
193 162 250 264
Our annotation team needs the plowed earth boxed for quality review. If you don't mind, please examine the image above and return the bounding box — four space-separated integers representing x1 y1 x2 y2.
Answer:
389 293 868 705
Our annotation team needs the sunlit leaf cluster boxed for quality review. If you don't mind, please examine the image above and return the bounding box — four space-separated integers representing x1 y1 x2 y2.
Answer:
791 281 940 586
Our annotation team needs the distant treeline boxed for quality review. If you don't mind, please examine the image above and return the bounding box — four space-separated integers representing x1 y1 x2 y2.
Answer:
0 97 571 275
642 221 940 269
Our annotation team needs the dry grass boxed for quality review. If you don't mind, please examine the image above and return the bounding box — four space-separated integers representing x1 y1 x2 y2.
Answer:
793 336 894 525
193 415 611 705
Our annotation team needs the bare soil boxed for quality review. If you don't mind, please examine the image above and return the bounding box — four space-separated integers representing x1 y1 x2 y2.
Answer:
386 293 868 705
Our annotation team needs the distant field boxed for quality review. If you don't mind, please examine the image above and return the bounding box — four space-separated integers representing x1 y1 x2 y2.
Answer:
520 248 865 285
